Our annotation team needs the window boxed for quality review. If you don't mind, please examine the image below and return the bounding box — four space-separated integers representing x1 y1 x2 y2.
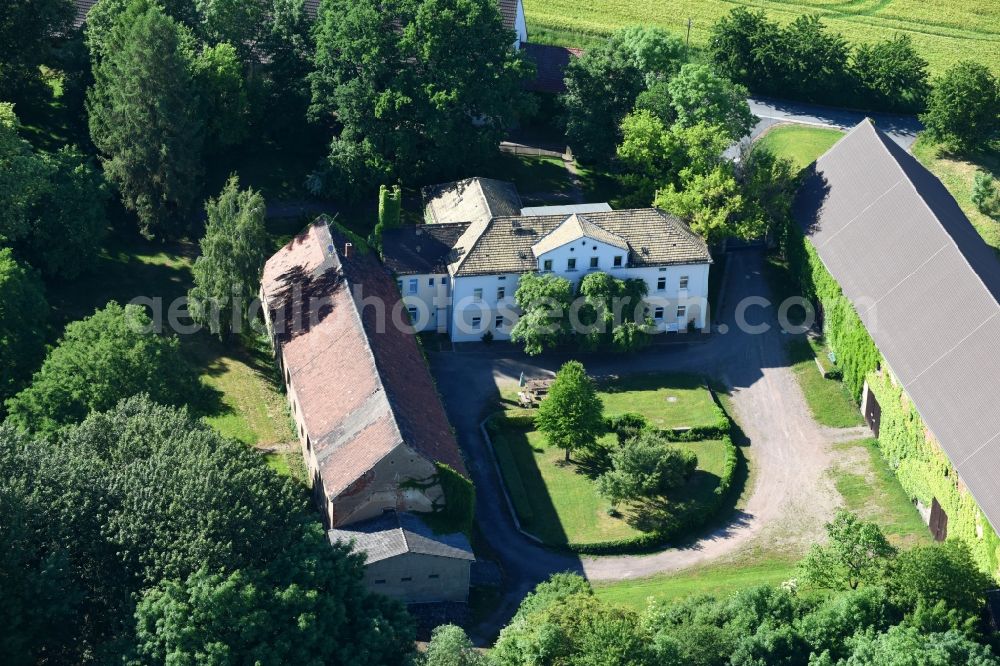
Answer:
495 315 504 329
656 276 666 291
654 307 664 320
497 286 505 300
543 259 553 271
442 276 449 285
473 288 483 301
429 277 435 286
396 279 403 292
613 255 623 267
408 278 418 294
374 579 387 585
400 577 412 583
498 275 507 281
679 275 689 289
590 257 599 268
471 316 481 330
676 305 687 320
567 258 577 270
407 306 417 321
429 574 440 579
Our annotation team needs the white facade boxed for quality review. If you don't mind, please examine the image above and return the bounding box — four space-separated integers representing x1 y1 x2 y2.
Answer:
513 0 528 49
398 261 710 343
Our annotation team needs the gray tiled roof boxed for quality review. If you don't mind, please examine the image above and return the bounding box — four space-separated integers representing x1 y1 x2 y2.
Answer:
423 178 523 226
328 512 475 564
382 223 470 275
451 209 711 277
496 0 519 31
531 213 628 256
795 119 1000 531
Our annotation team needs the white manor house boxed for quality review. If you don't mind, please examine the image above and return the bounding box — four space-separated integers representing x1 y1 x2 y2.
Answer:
382 178 713 343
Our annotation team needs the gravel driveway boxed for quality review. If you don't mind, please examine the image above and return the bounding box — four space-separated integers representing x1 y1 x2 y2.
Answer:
429 250 847 638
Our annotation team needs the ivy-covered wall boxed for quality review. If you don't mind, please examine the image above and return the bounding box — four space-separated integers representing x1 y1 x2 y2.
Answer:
781 223 1000 579
783 223 880 400
867 371 1000 577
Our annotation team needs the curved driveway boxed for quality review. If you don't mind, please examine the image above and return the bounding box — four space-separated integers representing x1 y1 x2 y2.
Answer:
429 250 842 638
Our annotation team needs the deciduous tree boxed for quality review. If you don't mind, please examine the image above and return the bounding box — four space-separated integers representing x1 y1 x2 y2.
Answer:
655 164 745 245
535 361 604 462
667 64 755 142
188 176 268 338
510 272 573 355
800 510 897 591
0 249 48 403
852 34 929 113
5 302 201 433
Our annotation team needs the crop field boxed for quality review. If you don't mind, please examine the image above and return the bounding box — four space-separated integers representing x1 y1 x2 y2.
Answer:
524 0 1000 76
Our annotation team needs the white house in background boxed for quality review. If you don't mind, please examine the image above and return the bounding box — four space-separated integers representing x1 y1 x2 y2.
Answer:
382 178 712 343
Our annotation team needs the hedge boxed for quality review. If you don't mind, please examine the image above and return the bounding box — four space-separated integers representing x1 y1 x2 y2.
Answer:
867 372 1000 578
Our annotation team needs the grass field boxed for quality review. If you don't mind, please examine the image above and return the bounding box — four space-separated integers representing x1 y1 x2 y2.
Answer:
755 125 845 172
912 138 1000 255
492 418 731 545
523 0 1000 76
787 337 864 428
490 373 726 546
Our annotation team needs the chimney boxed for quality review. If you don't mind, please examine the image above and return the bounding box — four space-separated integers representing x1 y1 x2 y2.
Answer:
343 242 354 259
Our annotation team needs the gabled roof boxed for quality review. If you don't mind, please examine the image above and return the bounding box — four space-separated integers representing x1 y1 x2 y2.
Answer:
423 177 522 226
382 222 470 275
328 511 474 564
261 220 467 501
795 118 1000 531
531 213 629 256
447 208 711 277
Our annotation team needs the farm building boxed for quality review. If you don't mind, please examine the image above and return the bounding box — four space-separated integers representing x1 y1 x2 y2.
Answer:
260 220 474 603
795 118 1000 549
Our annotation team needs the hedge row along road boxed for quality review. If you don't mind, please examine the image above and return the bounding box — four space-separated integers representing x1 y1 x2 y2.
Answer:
524 0 1000 76
428 250 871 640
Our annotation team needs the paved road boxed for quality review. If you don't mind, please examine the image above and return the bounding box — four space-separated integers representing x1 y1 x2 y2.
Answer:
725 96 923 160
429 250 844 641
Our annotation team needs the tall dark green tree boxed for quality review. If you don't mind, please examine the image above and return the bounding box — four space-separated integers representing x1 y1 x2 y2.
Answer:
188 176 269 338
0 0 74 105
87 0 204 238
309 0 531 197
0 249 48 403
921 61 1000 153
851 34 929 112
0 396 416 663
0 103 108 279
5 302 202 434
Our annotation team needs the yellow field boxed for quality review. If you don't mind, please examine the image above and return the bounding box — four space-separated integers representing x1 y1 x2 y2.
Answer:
524 0 1000 76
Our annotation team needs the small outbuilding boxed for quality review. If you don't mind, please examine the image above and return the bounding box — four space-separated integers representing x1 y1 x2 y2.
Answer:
329 511 475 604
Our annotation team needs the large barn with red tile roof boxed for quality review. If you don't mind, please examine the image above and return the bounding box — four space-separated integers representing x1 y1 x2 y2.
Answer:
260 219 468 533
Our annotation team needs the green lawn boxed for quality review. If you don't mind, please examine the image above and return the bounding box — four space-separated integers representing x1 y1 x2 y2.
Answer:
595 551 799 609
523 0 1000 76
912 138 1000 255
755 125 845 172
831 438 932 549
598 373 720 430
490 373 726 546
787 337 864 428
491 418 731 546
